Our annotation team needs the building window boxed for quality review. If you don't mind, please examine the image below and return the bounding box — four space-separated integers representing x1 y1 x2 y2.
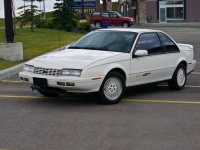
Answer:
120 4 124 16
126 3 129 17
160 0 184 20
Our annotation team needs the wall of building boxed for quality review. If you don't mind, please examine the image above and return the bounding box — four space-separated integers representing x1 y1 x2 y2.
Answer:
186 0 200 21
138 0 147 23
146 0 157 22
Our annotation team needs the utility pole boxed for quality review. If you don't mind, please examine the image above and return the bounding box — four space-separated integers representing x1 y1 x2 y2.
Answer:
4 0 14 43
43 0 46 19
81 0 84 19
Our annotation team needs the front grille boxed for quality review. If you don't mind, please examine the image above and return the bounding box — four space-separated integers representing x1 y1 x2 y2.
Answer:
34 67 62 76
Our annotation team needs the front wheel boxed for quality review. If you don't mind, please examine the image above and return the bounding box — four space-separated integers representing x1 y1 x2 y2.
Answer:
122 22 129 28
98 71 126 104
168 64 187 90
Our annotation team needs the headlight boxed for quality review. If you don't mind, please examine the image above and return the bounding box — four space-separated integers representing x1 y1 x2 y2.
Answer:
23 64 34 73
61 69 82 76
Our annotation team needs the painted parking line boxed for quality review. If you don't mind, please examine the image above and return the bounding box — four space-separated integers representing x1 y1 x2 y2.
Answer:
158 84 200 88
0 94 199 105
192 72 200 75
122 99 200 104
0 94 87 100
1 80 22 83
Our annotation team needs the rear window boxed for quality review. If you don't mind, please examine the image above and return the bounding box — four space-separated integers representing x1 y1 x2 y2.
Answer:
91 12 100 17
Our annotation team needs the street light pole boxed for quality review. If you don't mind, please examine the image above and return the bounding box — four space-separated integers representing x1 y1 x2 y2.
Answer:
4 0 14 43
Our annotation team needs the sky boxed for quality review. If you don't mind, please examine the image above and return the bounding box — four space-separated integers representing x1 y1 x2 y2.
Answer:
0 0 59 18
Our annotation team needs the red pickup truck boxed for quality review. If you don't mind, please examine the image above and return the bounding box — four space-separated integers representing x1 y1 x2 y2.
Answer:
89 11 134 28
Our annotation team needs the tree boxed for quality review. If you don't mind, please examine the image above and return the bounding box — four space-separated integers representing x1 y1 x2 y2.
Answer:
17 0 42 31
53 0 76 31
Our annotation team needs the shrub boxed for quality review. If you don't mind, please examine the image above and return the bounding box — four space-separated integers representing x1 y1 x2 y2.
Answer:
35 19 46 28
77 21 91 32
65 23 73 32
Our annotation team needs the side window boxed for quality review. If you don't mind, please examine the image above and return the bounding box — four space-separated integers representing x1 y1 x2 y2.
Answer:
110 12 118 18
102 12 109 18
135 33 163 55
159 33 180 52
91 12 100 17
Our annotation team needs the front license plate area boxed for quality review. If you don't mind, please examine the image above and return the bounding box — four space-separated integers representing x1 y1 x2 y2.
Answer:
33 77 48 88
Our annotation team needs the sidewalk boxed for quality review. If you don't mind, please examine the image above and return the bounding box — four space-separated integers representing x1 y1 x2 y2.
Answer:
138 22 200 27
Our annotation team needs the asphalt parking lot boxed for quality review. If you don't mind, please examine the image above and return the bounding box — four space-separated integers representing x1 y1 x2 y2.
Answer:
0 28 200 150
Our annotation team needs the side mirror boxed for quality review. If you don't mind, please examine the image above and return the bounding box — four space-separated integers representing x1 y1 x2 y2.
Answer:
134 50 148 57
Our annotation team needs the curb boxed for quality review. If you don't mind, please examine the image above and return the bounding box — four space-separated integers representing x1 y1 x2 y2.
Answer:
0 63 25 80
0 44 69 80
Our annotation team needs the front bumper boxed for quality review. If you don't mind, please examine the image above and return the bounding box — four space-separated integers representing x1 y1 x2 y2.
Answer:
19 71 104 93
130 21 134 25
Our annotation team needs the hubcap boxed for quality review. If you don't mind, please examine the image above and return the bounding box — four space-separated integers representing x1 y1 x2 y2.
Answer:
177 68 186 86
95 22 100 27
103 77 122 100
123 23 128 28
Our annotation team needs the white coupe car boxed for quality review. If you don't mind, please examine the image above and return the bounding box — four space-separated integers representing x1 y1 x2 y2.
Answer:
19 28 196 104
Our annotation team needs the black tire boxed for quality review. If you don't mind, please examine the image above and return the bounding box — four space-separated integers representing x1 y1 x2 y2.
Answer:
98 71 126 104
122 22 129 28
38 91 60 97
95 21 101 27
168 64 187 90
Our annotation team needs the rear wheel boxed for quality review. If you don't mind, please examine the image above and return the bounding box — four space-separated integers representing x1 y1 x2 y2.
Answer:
38 91 60 97
122 22 129 28
168 64 187 90
98 71 126 104
95 21 101 27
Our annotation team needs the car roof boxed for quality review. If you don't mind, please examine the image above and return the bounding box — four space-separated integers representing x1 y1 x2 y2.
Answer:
98 28 162 33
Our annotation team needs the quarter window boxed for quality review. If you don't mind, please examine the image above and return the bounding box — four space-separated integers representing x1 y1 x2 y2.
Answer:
135 33 163 54
102 12 109 17
158 33 179 52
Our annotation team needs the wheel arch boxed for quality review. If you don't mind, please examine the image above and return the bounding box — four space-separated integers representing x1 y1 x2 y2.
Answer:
107 68 127 82
94 20 101 24
121 21 129 27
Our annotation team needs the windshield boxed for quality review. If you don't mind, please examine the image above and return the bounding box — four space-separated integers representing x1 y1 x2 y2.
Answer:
68 30 137 53
115 12 122 17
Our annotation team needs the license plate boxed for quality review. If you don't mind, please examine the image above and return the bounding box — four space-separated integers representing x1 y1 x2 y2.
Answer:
33 77 48 88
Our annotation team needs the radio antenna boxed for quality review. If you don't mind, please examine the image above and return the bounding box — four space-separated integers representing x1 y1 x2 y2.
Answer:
59 28 61 51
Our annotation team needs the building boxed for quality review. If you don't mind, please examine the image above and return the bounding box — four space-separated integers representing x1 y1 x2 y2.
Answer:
118 0 200 23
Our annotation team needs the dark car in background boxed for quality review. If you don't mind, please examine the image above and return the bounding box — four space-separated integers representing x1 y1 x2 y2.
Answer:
89 11 134 28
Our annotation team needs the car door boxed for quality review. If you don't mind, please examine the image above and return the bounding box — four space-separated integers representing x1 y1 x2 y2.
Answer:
158 32 181 80
101 12 111 24
109 12 120 26
130 32 167 85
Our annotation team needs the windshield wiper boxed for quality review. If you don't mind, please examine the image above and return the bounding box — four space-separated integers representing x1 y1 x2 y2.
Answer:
83 47 108 51
68 46 83 49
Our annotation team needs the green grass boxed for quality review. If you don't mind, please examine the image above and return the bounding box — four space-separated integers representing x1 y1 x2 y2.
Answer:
0 28 84 71
0 19 5 26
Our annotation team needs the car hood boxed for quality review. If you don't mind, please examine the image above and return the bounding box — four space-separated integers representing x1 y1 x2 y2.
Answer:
28 49 123 69
122 16 132 19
